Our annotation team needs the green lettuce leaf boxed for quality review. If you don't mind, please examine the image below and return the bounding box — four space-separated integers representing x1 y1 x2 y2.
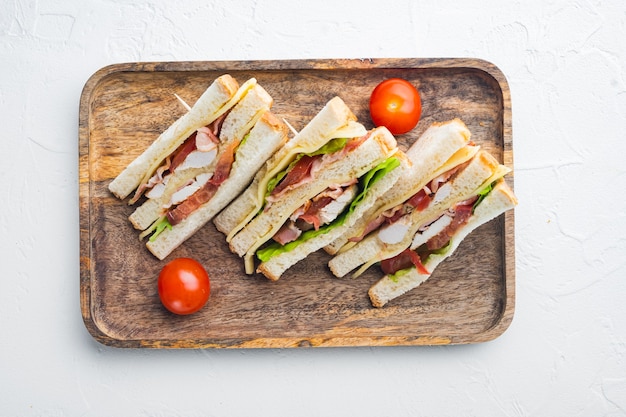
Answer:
472 181 495 213
388 267 413 283
257 156 401 262
148 216 172 242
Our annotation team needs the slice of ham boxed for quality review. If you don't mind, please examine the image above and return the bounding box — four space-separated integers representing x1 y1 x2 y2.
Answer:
290 200 311 222
380 248 430 276
272 222 303 245
195 127 219 151
209 140 238 185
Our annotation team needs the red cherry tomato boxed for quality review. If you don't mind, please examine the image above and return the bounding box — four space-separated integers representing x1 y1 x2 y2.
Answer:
369 78 422 135
158 258 210 315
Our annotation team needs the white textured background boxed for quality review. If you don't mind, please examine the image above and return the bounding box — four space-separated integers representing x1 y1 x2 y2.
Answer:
2 0 626 415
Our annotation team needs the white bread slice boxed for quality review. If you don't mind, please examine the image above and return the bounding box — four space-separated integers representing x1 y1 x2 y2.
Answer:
231 126 398 274
256 130 404 281
108 74 240 199
219 83 273 146
145 111 288 260
328 150 500 278
128 83 273 231
325 119 474 255
213 96 365 242
368 179 517 307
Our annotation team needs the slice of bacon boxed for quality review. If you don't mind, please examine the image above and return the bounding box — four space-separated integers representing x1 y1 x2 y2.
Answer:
166 182 219 225
342 132 370 153
269 155 318 199
269 133 370 202
380 248 430 276
210 140 239 185
169 133 198 172
272 222 302 245
166 140 240 225
209 111 228 136
297 196 334 230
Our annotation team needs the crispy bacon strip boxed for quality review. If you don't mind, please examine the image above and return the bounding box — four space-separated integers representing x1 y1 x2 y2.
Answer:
342 132 370 153
166 140 239 225
426 201 474 250
406 188 432 212
269 155 317 198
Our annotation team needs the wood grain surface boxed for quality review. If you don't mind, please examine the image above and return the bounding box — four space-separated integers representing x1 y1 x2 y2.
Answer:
79 58 515 348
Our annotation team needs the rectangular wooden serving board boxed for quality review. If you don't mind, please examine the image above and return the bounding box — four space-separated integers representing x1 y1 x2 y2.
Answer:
79 58 515 348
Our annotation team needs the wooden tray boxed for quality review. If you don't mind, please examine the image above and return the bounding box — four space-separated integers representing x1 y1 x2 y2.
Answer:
79 58 514 348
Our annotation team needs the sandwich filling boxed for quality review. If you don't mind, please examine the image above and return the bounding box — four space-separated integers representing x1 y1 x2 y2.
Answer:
256 155 400 263
130 113 227 205
380 179 497 280
352 158 472 246
140 132 247 241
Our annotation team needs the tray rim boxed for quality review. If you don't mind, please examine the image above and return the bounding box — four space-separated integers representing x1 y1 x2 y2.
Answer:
79 57 515 348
